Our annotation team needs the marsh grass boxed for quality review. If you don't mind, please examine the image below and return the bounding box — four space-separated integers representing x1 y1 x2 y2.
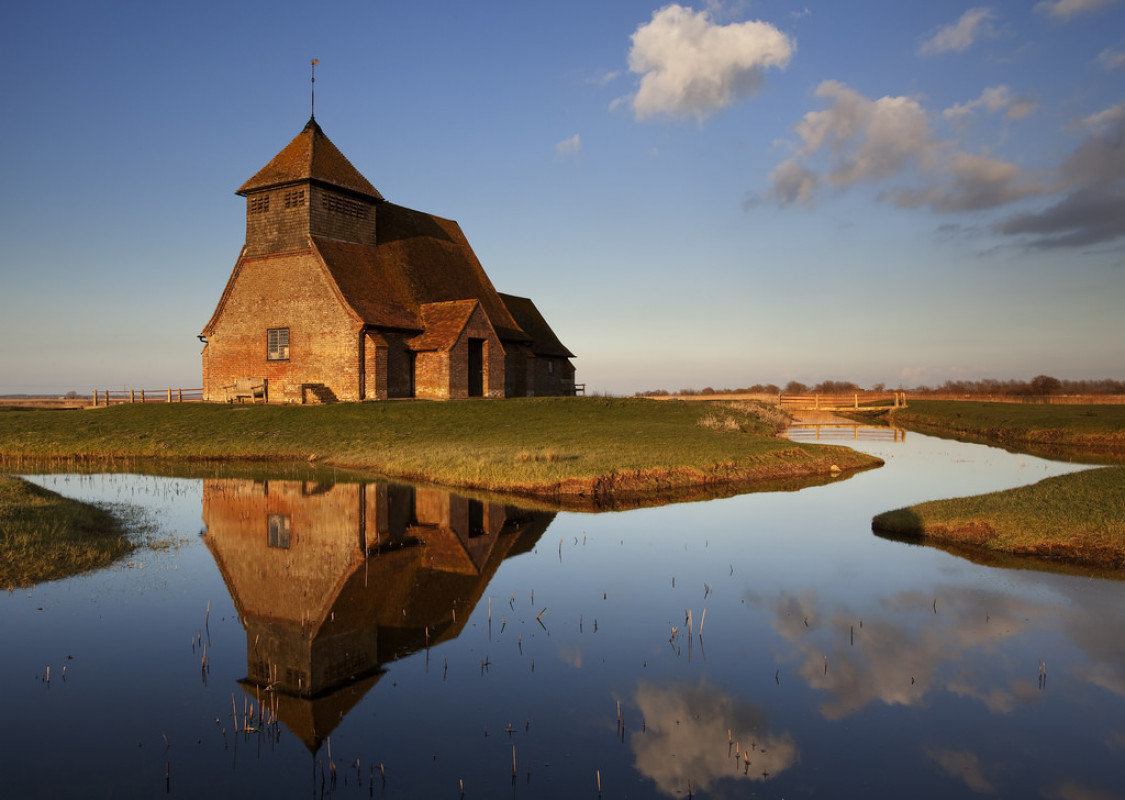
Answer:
0 475 135 588
0 398 876 497
873 466 1125 568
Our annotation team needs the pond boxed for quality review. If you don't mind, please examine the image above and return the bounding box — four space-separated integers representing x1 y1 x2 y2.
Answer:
3 430 1121 799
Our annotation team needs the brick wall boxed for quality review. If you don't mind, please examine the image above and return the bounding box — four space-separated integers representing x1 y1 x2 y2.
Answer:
412 305 506 400
203 250 363 402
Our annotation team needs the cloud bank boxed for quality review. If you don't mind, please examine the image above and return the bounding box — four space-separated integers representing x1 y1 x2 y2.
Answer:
764 82 1125 249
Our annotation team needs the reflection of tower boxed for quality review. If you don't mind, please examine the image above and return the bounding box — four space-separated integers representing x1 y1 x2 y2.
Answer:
202 478 552 751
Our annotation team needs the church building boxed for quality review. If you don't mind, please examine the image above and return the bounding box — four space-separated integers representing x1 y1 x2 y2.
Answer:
201 117 575 402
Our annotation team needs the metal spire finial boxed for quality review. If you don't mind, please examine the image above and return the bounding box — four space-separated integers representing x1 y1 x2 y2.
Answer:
310 59 319 120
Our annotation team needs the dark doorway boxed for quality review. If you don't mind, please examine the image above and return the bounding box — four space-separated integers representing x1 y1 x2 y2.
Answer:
468 339 484 397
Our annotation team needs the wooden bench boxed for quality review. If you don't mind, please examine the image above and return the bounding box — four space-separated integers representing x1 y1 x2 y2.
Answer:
223 379 267 403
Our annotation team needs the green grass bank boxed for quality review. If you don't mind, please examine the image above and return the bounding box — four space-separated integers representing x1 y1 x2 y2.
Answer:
0 398 879 505
888 400 1125 458
872 466 1125 569
0 475 134 588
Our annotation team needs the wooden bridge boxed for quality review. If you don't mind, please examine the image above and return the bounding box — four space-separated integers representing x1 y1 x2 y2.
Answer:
779 391 906 412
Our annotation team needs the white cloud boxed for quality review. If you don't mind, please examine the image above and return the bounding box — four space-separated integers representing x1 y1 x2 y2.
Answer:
1035 0 1120 21
627 4 794 121
942 85 1037 127
1099 48 1125 69
767 159 818 207
555 133 582 158
794 81 935 186
918 7 996 56
1005 95 1038 120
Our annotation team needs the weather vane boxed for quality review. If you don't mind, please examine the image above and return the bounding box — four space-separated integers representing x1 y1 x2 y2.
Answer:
310 58 319 119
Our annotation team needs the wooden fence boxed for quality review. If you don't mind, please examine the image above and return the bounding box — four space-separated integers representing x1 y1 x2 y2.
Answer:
91 388 203 406
779 392 906 411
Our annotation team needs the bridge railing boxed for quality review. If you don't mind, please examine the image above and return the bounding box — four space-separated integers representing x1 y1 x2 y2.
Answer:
779 392 906 411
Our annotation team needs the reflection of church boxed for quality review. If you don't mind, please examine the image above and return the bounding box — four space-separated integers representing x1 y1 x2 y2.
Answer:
202 479 553 750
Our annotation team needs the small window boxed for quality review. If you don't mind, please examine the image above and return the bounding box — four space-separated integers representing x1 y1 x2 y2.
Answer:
267 328 290 361
249 194 270 214
268 514 291 549
547 360 555 375
283 189 305 208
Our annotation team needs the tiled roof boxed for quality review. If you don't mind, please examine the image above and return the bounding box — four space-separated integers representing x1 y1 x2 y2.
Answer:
408 301 478 351
359 203 527 342
499 293 575 358
312 237 422 331
237 118 383 200
310 203 529 341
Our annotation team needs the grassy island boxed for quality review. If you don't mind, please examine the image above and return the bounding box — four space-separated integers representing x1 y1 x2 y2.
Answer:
0 398 880 507
0 474 133 588
870 400 1125 570
873 466 1125 570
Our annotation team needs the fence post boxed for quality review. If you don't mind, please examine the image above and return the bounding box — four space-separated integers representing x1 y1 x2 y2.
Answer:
815 394 819 410
854 393 858 409
130 389 135 403
92 390 98 407
178 388 183 402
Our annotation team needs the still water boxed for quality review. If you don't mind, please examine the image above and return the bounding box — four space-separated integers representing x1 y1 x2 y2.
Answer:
4 431 1121 799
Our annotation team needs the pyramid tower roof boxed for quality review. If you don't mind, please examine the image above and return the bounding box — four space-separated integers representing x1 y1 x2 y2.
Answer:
237 117 383 200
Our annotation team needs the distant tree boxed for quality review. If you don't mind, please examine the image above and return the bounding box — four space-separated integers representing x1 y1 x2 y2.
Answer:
65 391 79 399
701 386 715 395
784 381 808 394
814 380 860 393
871 382 885 392
1030 375 1063 395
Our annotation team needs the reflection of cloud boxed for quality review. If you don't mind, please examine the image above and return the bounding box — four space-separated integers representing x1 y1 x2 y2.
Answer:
758 588 1057 720
769 590 822 640
924 746 998 794
1044 779 1124 800
631 680 798 797
557 645 583 668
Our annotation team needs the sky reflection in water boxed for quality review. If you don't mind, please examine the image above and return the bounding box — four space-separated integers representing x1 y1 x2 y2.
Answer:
3 430 1122 799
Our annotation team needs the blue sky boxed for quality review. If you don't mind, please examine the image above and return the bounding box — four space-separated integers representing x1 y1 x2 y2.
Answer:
1 0 1122 396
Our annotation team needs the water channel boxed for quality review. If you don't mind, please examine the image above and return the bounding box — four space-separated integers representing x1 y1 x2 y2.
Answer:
3 429 1121 798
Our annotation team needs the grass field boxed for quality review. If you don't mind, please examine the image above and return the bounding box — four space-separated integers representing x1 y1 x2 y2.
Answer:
872 466 1125 569
0 475 134 588
0 398 880 503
